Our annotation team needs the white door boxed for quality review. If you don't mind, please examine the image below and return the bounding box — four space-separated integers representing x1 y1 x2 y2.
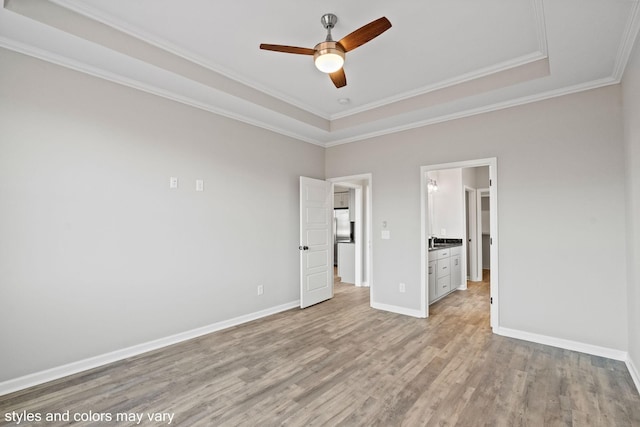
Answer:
299 177 333 308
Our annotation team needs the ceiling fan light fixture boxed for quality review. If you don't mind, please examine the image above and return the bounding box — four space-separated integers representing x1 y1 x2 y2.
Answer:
314 41 345 73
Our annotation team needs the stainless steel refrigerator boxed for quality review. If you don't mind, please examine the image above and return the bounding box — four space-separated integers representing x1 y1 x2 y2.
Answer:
334 209 351 266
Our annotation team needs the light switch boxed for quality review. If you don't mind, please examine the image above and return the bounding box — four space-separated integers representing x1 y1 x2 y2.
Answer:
381 230 391 239
169 177 178 189
196 179 204 192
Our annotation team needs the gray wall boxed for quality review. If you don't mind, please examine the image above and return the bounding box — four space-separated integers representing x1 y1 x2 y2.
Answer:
0 48 325 382
2 37 637 387
326 85 628 351
622 33 640 380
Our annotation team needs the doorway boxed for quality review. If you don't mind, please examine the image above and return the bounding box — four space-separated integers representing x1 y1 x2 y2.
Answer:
420 158 499 330
328 174 373 298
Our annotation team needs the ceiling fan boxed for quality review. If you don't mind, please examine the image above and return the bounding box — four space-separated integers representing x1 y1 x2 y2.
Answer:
259 14 392 88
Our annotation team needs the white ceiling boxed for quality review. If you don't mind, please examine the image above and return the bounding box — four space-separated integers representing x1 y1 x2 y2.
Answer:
1 0 639 146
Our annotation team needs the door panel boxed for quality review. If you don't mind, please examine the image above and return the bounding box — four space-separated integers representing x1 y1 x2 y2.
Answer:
300 177 333 308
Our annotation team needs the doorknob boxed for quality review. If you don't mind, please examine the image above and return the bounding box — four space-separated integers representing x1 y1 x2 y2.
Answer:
298 245 309 251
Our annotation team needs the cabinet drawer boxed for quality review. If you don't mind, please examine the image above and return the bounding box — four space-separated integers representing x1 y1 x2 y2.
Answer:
436 275 451 298
437 258 450 278
436 249 450 259
450 245 461 256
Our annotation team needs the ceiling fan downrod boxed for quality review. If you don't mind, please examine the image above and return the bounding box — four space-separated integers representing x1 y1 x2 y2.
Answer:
321 13 338 41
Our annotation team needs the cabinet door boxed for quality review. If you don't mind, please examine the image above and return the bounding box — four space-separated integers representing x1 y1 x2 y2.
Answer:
335 192 349 208
451 254 461 290
436 275 451 298
437 258 450 278
428 260 436 302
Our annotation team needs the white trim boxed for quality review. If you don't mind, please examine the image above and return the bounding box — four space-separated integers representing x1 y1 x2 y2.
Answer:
4 0 639 149
329 52 547 120
420 172 428 317
532 0 549 56
325 77 618 147
464 186 480 282
0 37 327 147
51 0 549 123
627 356 640 394
0 301 299 397
371 301 424 319
48 0 331 120
495 327 628 361
612 0 640 81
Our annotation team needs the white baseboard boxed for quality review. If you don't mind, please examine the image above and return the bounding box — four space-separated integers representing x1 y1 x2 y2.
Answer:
371 301 425 318
495 327 627 361
627 355 640 394
0 300 299 397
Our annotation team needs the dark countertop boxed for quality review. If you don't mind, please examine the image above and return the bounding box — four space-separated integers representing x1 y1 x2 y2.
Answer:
428 238 463 252
428 243 462 252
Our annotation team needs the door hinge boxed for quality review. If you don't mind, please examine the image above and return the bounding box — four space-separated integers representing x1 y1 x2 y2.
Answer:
489 179 492 186
490 297 493 304
490 237 493 245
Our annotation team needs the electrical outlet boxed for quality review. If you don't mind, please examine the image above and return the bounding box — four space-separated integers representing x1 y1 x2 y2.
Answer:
399 282 406 293
169 177 178 189
195 179 204 192
257 285 264 295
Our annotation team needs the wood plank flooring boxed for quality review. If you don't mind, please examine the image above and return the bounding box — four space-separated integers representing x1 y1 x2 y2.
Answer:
2 275 639 426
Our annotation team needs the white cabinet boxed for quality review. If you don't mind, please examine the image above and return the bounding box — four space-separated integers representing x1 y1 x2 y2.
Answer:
436 257 450 278
436 275 451 298
428 245 462 304
451 256 461 290
337 242 355 284
334 192 349 208
428 260 436 301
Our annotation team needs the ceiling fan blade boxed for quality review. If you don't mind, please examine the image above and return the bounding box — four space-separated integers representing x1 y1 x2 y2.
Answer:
329 68 347 88
338 17 392 52
259 44 315 55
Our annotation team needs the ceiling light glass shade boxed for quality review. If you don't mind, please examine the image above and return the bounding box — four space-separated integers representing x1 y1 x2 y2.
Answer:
314 42 345 73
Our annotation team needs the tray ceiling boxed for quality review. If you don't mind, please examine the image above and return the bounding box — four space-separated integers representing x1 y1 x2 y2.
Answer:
1 0 639 146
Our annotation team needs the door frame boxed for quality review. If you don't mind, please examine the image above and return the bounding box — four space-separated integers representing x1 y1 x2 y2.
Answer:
328 174 373 295
464 186 479 283
476 188 490 279
420 158 499 331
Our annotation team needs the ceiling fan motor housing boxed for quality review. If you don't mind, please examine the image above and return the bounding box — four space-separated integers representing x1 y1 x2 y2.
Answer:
313 41 345 73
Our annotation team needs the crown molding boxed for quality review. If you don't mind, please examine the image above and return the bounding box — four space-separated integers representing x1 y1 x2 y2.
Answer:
329 51 547 121
49 0 332 120
51 0 549 123
330 0 549 121
612 0 640 82
533 0 549 56
3 0 639 148
324 77 618 147
0 36 328 147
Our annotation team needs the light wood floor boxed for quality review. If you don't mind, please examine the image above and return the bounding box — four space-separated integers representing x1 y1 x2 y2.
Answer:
2 276 639 426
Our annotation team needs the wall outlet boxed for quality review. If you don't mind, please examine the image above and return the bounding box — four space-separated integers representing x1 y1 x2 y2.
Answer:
257 285 264 295
399 282 406 293
195 179 204 192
